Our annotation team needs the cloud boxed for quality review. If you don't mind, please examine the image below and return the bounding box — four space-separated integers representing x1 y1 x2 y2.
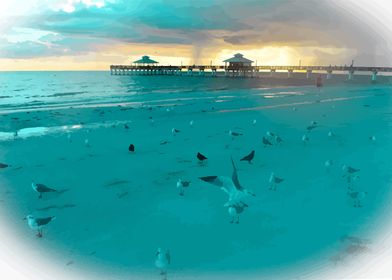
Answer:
0 0 390 65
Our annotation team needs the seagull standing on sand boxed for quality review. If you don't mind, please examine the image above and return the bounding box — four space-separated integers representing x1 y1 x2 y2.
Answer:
229 130 243 139
171 128 180 135
197 152 208 164
189 120 194 127
269 172 284 191
262 136 273 147
128 144 135 152
252 119 257 126
325 160 334 172
155 248 170 277
25 215 56 238
199 157 255 208
266 131 275 138
32 182 58 199
226 201 248 224
348 191 367 207
302 134 309 145
275 135 283 145
342 164 360 188
369 136 376 143
177 179 190 196
84 138 90 147
240 150 255 164
328 131 335 138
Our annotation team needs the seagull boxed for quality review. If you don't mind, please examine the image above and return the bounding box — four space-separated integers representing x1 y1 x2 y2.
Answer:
128 144 135 152
67 134 72 143
292 107 297 111
155 248 170 276
32 182 58 199
226 201 248 224
275 135 283 145
342 165 360 187
124 124 130 129
325 160 334 172
199 157 255 206
269 172 284 191
177 179 191 196
197 152 208 163
302 134 309 145
24 215 56 238
0 163 9 169
171 128 180 135
266 131 276 138
240 150 255 164
262 136 273 147
229 130 243 137
348 191 367 207
252 119 257 126
328 131 335 138
150 119 155 126
84 138 90 147
189 120 194 127
342 165 360 174
369 136 376 143
306 124 317 132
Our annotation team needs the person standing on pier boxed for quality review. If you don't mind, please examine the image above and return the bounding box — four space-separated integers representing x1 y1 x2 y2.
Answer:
316 74 323 90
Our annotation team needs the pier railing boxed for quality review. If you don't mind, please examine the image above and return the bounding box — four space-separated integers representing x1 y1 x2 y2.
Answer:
110 64 392 81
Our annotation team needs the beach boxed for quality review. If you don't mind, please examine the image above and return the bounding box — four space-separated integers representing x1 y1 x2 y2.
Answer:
1 72 392 279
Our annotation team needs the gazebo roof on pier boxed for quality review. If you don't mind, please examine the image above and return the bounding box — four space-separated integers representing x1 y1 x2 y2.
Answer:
223 53 253 63
133 55 158 64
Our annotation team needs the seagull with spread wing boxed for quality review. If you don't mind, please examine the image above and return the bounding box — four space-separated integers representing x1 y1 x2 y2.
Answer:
199 157 255 208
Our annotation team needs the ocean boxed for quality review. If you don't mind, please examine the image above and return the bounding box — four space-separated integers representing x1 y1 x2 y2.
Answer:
0 71 391 279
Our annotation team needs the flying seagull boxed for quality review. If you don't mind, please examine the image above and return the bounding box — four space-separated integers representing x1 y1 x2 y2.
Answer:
155 248 170 276
25 215 56 238
240 150 255 164
199 157 255 207
32 182 58 199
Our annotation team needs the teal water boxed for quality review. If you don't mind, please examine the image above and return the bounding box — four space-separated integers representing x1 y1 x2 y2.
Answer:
0 72 392 279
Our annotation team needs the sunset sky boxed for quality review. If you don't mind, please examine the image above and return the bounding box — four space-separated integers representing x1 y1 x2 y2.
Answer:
0 0 391 70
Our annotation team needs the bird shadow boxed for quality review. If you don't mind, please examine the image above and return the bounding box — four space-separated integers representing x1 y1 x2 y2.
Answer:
36 203 76 212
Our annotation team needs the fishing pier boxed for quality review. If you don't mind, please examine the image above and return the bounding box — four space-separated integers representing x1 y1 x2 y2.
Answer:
110 54 392 81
